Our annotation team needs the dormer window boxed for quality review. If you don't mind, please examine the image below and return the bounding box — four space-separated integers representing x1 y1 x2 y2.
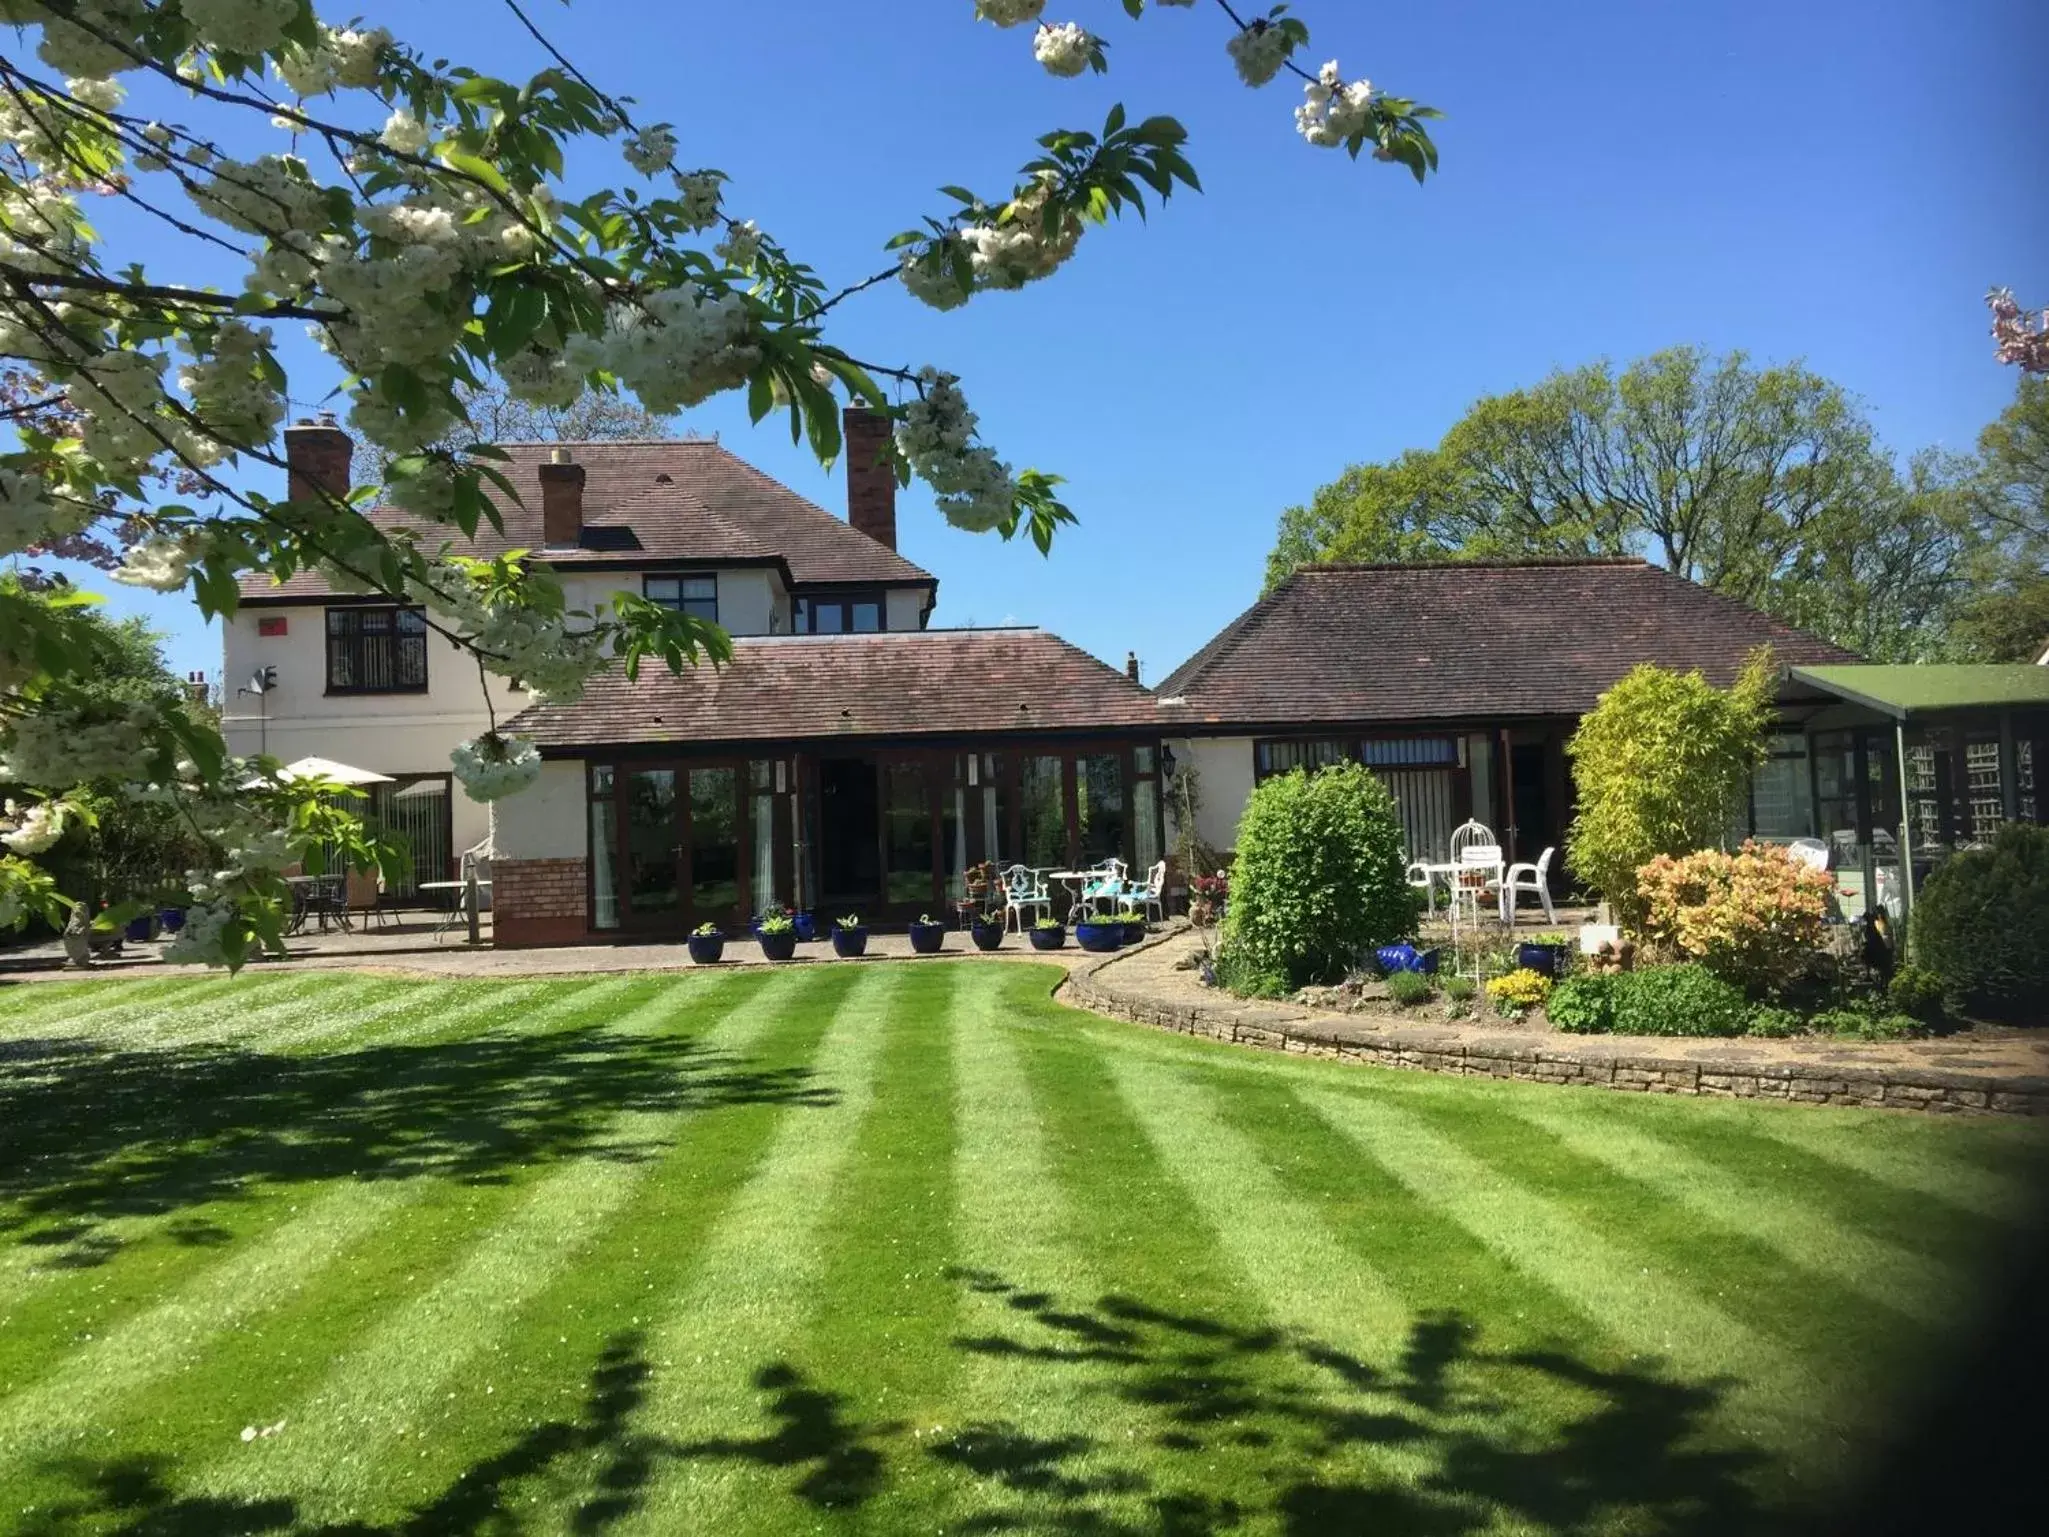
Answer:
796 592 883 634
644 574 718 623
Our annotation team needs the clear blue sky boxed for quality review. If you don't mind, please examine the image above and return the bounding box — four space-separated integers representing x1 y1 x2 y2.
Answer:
52 0 2049 684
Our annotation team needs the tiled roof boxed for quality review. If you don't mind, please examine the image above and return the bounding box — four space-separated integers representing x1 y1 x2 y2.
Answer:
238 440 933 601
1156 559 1858 727
507 629 1163 749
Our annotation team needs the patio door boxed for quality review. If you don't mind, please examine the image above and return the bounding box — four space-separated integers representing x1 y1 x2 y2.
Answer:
684 763 746 930
622 766 681 933
616 761 748 934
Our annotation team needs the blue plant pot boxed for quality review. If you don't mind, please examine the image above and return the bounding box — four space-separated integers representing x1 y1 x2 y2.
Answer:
909 922 946 955
832 927 869 958
758 930 797 962
1516 942 1566 978
157 907 186 933
125 914 157 942
687 934 725 965
970 921 1005 952
1030 925 1066 951
792 912 819 943
1121 921 1145 947
1075 921 1123 953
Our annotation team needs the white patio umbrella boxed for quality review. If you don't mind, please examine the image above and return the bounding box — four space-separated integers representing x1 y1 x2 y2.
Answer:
278 756 394 787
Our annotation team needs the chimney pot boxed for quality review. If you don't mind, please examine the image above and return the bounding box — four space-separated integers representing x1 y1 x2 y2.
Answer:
1125 651 1141 683
283 417 353 505
538 455 586 548
842 406 897 552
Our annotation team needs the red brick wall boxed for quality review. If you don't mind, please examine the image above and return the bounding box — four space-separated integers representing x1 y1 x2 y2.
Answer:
495 857 588 948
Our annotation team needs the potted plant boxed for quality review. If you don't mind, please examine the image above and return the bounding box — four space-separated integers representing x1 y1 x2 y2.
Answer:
832 914 869 958
909 914 947 955
157 905 187 933
1188 871 1229 928
1111 907 1147 946
970 907 1005 951
1515 932 1572 978
757 911 798 962
792 909 820 943
687 922 725 965
1074 916 1123 953
1030 916 1066 951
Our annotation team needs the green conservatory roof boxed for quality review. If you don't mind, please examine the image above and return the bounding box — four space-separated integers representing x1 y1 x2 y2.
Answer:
1787 664 2049 719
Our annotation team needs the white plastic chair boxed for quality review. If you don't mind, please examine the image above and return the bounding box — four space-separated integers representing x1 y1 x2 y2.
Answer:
1501 846 1557 926
1077 859 1126 920
1000 864 1051 933
1406 860 1440 918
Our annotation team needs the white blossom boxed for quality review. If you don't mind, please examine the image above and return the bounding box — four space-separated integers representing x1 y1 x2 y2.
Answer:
1227 21 1297 87
896 368 1017 533
1 800 67 855
112 531 201 593
0 466 94 557
180 0 298 58
603 287 761 413
1295 60 1375 147
669 171 724 232
178 320 284 451
187 155 332 238
1033 22 1096 77
380 107 432 156
623 125 677 176
451 734 542 802
33 1 147 81
164 899 237 966
0 702 158 789
275 24 390 97
715 219 762 271
66 75 124 113
974 0 1046 25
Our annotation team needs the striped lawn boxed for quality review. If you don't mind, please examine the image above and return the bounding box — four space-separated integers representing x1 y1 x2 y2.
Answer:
0 965 2042 1535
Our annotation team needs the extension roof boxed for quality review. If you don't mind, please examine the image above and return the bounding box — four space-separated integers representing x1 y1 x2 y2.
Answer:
237 439 933 602
1787 664 2049 719
1156 559 1856 728
507 628 1162 751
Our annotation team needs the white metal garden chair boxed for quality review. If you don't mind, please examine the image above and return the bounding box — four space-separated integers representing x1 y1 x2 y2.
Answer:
1124 860 1167 924
999 864 1052 933
1077 859 1127 920
1501 846 1557 925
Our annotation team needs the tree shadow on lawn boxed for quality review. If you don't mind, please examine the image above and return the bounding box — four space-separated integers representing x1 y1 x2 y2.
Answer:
18 1279 1786 1536
0 1024 837 1265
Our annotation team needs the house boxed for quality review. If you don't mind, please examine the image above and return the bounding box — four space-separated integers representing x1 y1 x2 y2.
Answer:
223 411 939 895
1153 559 1857 879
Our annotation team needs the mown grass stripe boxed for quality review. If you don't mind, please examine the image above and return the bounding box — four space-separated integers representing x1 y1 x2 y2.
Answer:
608 965 901 1535
345 969 860 1532
1 972 267 1045
188 972 791 1520
1300 1086 1851 1455
146 973 402 1048
0 973 199 1028
1743 1106 2038 1224
1506 1097 1958 1324
0 975 643 1392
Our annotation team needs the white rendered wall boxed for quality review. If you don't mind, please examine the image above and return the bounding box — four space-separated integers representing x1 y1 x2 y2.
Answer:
490 760 587 860
1167 736 1257 855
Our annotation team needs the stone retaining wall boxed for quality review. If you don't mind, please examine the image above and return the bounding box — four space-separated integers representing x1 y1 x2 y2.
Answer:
1062 944 2049 1118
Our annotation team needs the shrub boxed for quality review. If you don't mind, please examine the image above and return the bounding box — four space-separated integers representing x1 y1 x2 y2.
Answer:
1637 842 1834 996
1219 762 1413 991
1565 650 1775 928
1887 965 1947 1027
1386 970 1434 1007
1442 975 1478 1003
1743 1005 1803 1038
1215 945 1289 999
1547 973 1618 1034
1911 822 2049 1023
1609 963 1751 1038
1813 1007 1924 1042
1486 968 1550 1017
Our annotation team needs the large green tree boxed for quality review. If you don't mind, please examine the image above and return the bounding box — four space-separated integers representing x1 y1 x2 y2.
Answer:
1948 377 2049 662
1268 348 1979 659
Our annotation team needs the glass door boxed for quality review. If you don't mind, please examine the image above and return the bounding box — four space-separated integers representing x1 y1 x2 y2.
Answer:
623 767 681 932
686 764 744 929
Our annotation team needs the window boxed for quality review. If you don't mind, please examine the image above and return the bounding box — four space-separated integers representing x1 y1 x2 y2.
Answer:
1748 732 1815 839
1254 739 1350 779
795 592 883 634
326 606 426 693
644 574 718 623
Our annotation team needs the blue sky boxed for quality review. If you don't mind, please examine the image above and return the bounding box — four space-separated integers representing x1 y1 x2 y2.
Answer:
42 0 2049 683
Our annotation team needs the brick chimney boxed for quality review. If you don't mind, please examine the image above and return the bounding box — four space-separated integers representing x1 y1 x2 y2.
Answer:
539 447 585 548
1125 651 1140 683
284 414 352 504
843 406 897 551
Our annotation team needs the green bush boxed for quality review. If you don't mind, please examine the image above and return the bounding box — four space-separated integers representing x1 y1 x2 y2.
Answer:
1386 970 1433 1007
1911 823 2049 1023
1546 973 1618 1034
1565 651 1775 928
1214 946 1289 1000
1609 964 1751 1038
1743 1005 1804 1038
1813 1007 1924 1042
1219 762 1413 991
1442 975 1477 1003
1887 965 1947 1027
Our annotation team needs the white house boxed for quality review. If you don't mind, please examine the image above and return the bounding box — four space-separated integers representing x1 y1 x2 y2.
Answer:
223 412 937 895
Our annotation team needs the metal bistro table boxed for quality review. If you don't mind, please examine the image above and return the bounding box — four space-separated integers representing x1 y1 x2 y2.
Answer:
420 878 491 942
284 873 349 936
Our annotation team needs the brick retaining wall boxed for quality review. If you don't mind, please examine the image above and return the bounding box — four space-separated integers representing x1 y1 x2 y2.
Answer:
1062 945 2049 1118
494 858 588 949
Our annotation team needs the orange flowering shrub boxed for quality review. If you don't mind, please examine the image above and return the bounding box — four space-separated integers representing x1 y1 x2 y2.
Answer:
1636 842 1834 996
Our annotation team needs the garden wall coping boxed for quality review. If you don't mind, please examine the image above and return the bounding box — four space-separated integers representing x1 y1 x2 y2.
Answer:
1061 930 2049 1117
